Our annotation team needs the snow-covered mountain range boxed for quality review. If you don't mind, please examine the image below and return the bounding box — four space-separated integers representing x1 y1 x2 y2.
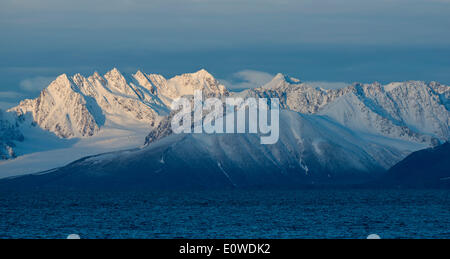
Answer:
241 74 449 144
8 68 228 138
4 110 413 190
0 68 449 186
0 69 226 162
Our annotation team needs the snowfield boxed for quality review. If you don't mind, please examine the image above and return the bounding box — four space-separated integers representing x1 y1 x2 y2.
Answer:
0 121 150 178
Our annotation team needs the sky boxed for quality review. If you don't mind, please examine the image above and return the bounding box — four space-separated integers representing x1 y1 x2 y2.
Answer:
1 0 450 108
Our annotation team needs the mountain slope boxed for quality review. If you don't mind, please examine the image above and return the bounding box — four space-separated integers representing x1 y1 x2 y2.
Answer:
351 81 449 141
376 142 450 188
239 73 350 113
149 69 229 106
0 69 240 184
240 75 449 145
7 68 229 140
0 109 24 159
9 69 169 138
0 110 427 190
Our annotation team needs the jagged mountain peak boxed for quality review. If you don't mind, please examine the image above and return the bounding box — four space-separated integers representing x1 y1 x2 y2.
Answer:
103 68 138 96
6 68 232 142
105 67 122 76
45 73 78 94
88 71 107 86
191 68 214 78
55 73 70 81
72 73 89 84
8 68 169 139
10 74 100 138
243 75 449 144
104 67 126 82
134 69 146 78
262 73 301 89
383 82 403 92
72 73 85 81
353 80 439 95
52 73 71 86
428 81 449 92
132 70 158 95
91 71 103 79
104 68 128 85
172 68 217 82
163 69 228 101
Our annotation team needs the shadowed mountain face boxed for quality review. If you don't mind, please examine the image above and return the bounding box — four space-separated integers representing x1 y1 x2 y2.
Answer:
0 110 24 159
376 142 450 188
0 110 407 191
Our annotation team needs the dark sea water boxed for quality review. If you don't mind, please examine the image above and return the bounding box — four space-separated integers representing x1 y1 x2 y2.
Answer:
0 190 449 239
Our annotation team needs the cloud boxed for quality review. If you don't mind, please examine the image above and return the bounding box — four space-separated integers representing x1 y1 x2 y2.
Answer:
19 76 54 92
0 91 27 110
0 101 17 110
0 77 53 109
220 70 351 91
305 81 350 90
0 91 24 99
221 70 274 91
3 0 449 53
